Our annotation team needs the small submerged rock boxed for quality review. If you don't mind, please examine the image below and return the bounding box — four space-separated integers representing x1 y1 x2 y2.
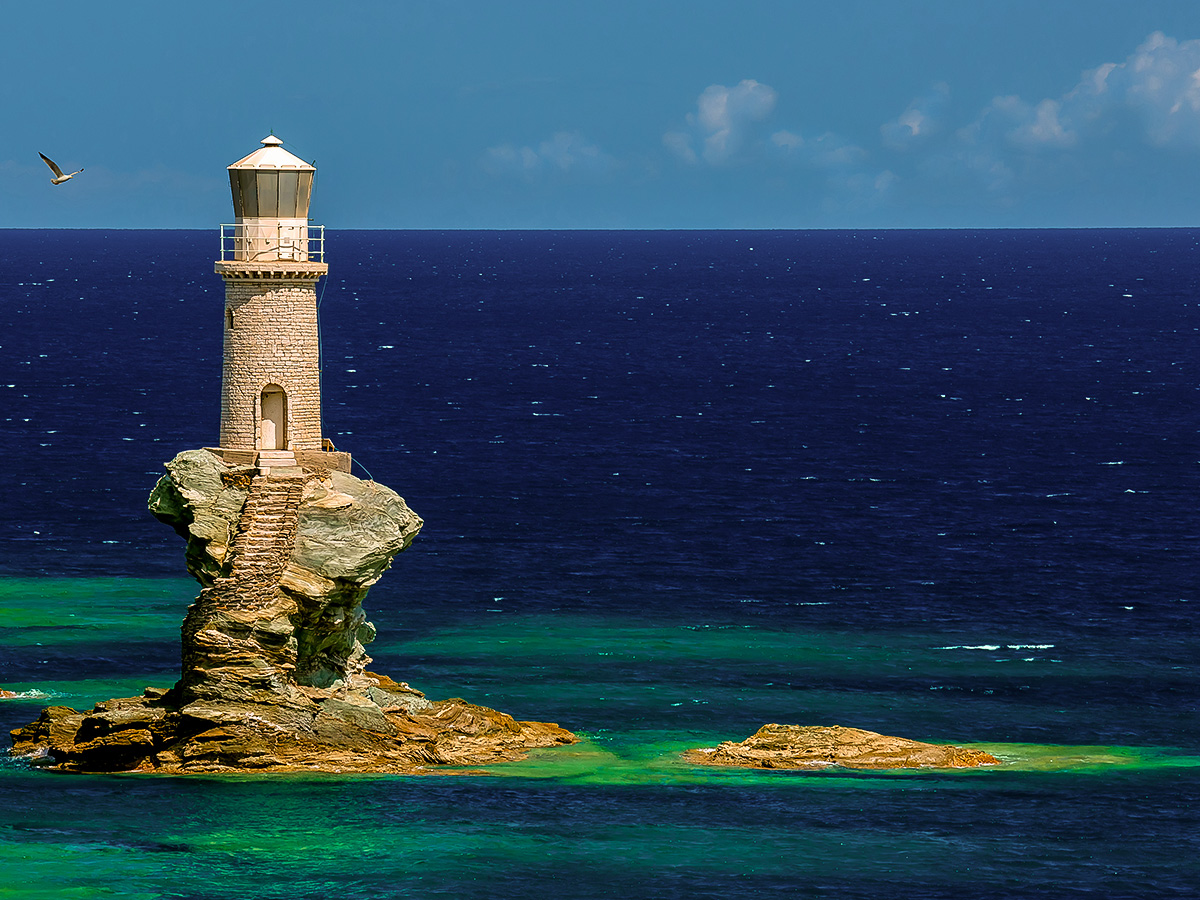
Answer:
685 724 1000 770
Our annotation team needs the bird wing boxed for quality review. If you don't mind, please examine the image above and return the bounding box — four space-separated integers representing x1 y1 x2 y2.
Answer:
39 152 65 178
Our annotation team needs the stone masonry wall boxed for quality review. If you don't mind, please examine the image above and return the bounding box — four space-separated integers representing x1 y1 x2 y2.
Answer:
219 271 325 451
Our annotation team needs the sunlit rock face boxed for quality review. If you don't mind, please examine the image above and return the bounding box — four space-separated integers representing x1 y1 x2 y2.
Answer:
685 724 1001 770
150 450 421 694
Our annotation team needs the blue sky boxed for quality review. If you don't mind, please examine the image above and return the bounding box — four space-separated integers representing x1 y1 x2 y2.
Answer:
8 0 1200 228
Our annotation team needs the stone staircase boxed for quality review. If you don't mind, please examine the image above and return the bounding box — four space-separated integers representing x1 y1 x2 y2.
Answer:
178 471 308 699
221 471 306 593
257 449 299 474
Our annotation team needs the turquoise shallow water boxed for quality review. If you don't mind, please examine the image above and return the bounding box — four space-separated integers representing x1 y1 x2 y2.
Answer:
3 577 1198 899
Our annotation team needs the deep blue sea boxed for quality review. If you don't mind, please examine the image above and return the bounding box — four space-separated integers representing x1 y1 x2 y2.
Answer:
1 229 1198 898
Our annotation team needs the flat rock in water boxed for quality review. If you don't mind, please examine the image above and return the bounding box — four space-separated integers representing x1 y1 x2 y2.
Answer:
10 676 576 775
685 724 1000 770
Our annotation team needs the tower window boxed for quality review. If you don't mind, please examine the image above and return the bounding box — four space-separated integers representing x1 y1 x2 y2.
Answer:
227 308 234 330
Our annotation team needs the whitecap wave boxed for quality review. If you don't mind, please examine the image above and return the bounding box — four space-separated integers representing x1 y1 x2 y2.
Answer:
0 689 56 700
935 644 1001 651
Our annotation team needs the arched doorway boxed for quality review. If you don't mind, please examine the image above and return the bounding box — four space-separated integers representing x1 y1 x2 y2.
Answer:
259 385 287 450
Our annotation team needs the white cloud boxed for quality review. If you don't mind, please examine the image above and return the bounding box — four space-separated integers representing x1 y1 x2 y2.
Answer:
881 83 950 149
484 131 613 175
1009 98 1076 148
770 129 868 169
770 130 804 152
962 31 1200 154
1090 31 1200 145
666 79 778 164
661 130 697 164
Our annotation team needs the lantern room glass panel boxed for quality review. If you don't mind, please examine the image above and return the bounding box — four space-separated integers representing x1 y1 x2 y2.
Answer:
278 171 300 218
257 171 279 218
298 172 313 216
228 172 242 218
237 170 259 217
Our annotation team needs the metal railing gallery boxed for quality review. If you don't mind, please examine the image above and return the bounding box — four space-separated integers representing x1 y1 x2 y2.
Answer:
219 224 325 263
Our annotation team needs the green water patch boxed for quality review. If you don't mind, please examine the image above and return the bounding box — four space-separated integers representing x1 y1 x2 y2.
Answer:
0 792 1019 900
975 742 1200 773
3 737 1196 900
1 676 176 708
0 577 193 647
376 611 1143 686
417 733 1200 785
371 611 1190 749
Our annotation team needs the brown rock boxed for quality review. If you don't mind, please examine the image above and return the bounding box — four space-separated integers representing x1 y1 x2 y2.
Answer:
10 706 88 758
10 688 575 774
685 724 1000 770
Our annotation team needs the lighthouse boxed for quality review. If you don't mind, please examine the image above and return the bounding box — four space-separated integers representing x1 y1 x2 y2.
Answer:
213 135 349 474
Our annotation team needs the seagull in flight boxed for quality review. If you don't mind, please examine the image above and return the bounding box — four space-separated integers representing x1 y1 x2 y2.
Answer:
39 152 83 185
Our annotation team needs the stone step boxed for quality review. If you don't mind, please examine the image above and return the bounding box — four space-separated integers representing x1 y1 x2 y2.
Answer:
243 512 292 523
240 530 292 540
257 450 296 462
239 537 292 549
242 505 294 517
241 521 288 531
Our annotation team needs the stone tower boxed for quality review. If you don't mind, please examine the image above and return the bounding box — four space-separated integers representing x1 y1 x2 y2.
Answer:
213 135 348 473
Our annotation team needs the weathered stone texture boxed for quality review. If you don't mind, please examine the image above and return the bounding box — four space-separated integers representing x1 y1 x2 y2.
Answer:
148 449 253 584
150 451 422 694
219 270 325 451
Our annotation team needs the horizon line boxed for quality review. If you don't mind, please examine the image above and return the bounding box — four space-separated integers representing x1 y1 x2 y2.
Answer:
1 224 1198 232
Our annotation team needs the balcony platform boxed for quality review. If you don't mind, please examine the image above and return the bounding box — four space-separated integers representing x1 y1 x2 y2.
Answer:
214 260 328 280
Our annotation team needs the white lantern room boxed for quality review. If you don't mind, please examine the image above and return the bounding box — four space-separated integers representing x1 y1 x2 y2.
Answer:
224 135 319 262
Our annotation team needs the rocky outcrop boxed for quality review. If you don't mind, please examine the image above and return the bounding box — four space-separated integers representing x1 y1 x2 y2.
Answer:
10 677 575 774
685 724 1000 770
11 450 576 774
149 450 423 702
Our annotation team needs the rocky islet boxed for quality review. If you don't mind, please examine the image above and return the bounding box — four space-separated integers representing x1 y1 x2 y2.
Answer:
9 450 576 774
685 723 1001 770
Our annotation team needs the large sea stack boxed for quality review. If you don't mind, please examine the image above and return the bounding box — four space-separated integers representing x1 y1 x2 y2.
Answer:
10 450 575 773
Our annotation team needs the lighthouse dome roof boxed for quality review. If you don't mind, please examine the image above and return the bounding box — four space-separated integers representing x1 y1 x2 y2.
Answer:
228 135 314 171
